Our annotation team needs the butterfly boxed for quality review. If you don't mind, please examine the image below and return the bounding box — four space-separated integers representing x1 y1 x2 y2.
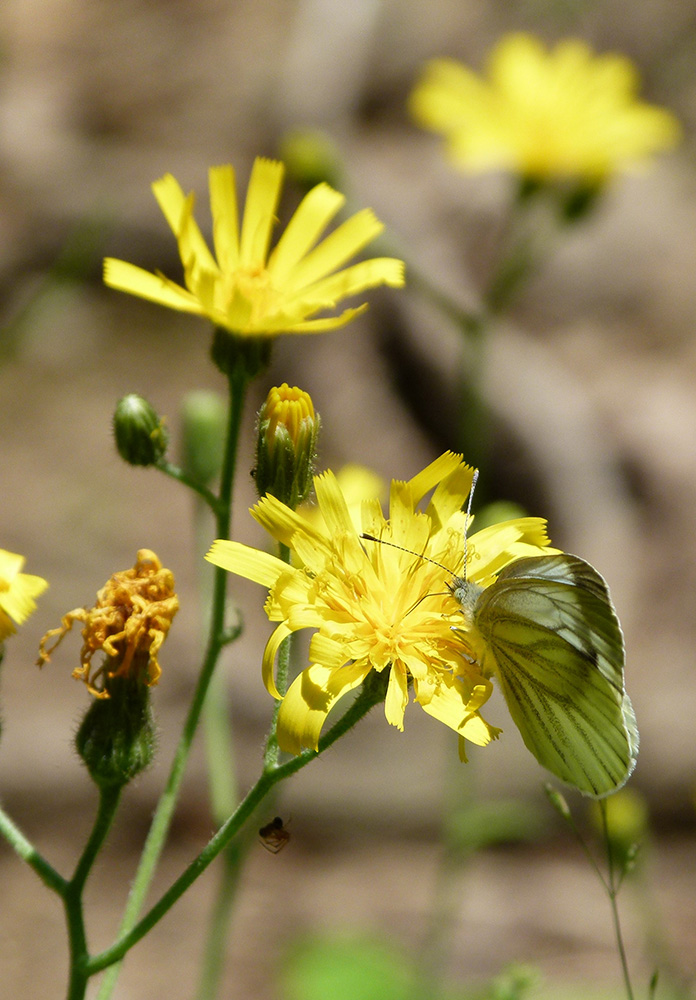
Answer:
450 552 639 798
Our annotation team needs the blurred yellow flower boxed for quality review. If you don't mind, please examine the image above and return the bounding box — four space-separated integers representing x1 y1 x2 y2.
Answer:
0 548 48 640
38 550 178 698
409 33 681 181
104 158 404 336
207 452 556 757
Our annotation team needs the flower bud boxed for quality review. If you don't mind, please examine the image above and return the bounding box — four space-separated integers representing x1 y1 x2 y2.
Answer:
75 670 156 788
113 394 168 467
180 390 226 487
278 128 344 192
255 384 320 508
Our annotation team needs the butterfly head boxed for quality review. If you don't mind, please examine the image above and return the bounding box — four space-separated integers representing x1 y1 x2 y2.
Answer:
448 574 484 627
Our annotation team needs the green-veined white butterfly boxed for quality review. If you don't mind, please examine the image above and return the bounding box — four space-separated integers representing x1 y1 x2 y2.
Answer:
363 481 638 798
450 552 638 798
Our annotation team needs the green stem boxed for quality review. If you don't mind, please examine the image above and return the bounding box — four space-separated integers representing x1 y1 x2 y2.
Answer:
193 459 243 1000
156 459 220 514
600 800 636 1000
195 840 246 1000
64 785 122 1000
95 366 250 1000
87 677 385 976
0 802 66 895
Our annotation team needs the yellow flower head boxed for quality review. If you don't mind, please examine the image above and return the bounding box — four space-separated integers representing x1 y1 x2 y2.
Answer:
104 158 405 336
37 550 179 698
0 548 48 640
207 452 556 756
409 33 681 181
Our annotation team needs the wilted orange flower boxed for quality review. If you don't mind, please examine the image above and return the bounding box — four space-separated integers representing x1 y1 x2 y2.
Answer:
37 550 178 698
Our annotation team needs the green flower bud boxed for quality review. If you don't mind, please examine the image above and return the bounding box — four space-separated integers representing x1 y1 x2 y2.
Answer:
113 394 168 466
75 668 156 788
180 390 227 486
278 128 344 192
255 384 320 508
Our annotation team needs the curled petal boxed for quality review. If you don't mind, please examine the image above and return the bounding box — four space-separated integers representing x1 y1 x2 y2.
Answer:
262 623 293 699
277 661 370 754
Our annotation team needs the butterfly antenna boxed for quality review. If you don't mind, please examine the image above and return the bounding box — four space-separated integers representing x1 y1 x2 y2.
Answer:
462 468 479 583
360 534 452 577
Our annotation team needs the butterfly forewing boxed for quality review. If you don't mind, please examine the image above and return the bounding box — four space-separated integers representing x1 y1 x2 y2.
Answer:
474 554 638 798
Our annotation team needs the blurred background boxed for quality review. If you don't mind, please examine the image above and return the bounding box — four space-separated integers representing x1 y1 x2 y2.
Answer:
1 0 696 997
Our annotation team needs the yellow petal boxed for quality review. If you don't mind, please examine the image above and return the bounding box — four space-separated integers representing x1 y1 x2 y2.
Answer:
209 164 240 272
407 451 464 506
384 666 409 730
205 540 289 587
288 258 405 311
277 661 369 754
0 573 48 625
286 305 369 334
152 174 217 274
267 183 345 284
262 623 292 699
103 260 204 314
314 471 355 537
416 674 496 745
427 462 476 529
282 208 383 291
308 632 350 671
239 158 284 266
252 494 328 550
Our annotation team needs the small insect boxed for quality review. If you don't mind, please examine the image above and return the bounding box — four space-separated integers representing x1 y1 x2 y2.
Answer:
258 816 291 853
361 471 638 798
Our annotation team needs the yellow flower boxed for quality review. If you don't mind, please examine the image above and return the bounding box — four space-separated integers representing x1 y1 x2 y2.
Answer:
409 33 681 181
37 550 178 698
104 158 405 336
206 452 556 756
0 548 48 640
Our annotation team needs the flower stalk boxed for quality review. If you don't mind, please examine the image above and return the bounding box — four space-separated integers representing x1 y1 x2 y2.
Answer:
95 361 252 1000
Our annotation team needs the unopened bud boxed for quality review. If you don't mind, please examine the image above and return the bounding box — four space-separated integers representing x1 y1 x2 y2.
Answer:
113 394 168 466
278 129 344 192
255 384 320 508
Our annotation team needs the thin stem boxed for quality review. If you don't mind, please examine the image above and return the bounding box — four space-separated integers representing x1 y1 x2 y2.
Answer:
195 841 245 1000
600 800 636 1000
87 678 385 975
64 785 122 1000
195 479 243 1000
0 802 66 895
156 459 220 514
95 367 249 1000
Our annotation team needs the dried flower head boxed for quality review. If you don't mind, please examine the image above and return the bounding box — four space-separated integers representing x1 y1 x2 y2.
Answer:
38 550 178 698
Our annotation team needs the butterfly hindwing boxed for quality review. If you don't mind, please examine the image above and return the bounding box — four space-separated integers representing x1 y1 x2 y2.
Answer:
474 554 638 797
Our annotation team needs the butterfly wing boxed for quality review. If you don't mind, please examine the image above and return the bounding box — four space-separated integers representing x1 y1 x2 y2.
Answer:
474 554 638 798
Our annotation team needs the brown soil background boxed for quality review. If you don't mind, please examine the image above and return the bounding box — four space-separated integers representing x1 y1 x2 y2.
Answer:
2 1 696 997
